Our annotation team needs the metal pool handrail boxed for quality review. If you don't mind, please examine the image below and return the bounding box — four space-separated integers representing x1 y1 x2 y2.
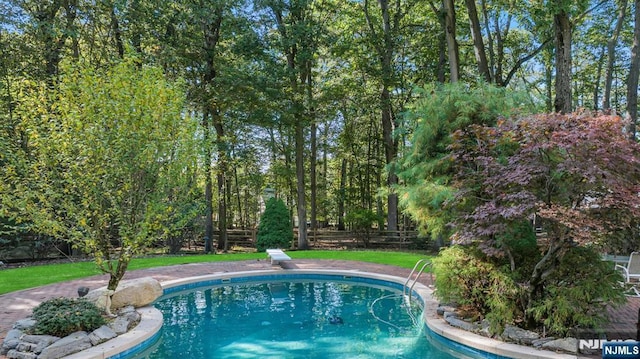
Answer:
403 258 432 303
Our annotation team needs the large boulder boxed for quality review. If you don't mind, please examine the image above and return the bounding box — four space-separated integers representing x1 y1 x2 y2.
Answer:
111 277 163 309
84 289 116 316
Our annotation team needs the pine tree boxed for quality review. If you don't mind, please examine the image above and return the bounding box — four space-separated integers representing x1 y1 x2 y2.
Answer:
256 198 293 252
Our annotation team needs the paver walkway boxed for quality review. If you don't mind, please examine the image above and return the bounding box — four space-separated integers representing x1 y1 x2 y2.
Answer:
0 258 638 358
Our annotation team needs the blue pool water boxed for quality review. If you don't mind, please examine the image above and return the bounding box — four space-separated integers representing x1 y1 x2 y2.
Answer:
127 279 474 358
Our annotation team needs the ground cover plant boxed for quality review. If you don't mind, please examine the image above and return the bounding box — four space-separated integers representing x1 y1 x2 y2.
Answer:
30 297 106 337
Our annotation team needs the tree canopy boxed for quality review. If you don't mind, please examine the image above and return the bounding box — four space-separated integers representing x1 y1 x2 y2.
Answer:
2 0 640 297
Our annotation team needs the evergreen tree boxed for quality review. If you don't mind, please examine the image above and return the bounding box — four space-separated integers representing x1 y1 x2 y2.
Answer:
256 198 293 252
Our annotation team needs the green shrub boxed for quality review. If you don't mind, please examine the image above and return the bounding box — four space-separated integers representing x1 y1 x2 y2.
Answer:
432 245 520 333
345 209 381 247
256 198 293 252
527 246 626 336
31 297 106 337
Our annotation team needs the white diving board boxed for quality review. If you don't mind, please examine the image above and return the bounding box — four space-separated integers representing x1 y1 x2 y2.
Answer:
266 249 291 266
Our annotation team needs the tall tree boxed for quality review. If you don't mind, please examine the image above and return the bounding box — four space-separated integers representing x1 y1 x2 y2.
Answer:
628 0 640 139
553 1 573 113
260 0 321 249
464 0 490 82
603 0 628 110
360 0 417 231
443 0 460 82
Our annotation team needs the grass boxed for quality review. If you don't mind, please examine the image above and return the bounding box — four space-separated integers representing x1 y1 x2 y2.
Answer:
0 250 433 295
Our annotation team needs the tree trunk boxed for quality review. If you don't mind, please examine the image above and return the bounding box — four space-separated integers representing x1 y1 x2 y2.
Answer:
367 0 400 231
428 1 447 83
381 87 398 231
465 0 491 82
553 8 572 113
234 166 243 229
480 0 496 82
203 112 214 253
338 158 347 230
109 2 124 59
200 5 223 253
34 0 77 81
295 120 308 249
545 52 554 112
309 71 317 234
525 239 566 326
603 0 628 111
594 45 606 111
443 0 460 82
214 118 228 252
628 0 640 139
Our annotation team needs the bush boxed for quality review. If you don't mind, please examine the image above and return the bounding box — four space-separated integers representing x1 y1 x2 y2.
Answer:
433 244 626 337
31 297 106 337
256 198 293 252
345 209 381 247
432 245 520 333
527 246 626 336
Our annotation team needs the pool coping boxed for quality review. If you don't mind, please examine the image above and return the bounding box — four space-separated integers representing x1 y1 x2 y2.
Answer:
63 269 581 359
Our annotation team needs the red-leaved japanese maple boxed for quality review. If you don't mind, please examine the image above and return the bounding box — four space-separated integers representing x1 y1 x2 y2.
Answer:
448 111 640 322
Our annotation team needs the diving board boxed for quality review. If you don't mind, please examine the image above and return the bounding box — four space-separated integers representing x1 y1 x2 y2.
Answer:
266 248 291 266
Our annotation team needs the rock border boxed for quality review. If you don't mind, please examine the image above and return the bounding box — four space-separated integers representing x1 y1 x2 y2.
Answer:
0 306 162 359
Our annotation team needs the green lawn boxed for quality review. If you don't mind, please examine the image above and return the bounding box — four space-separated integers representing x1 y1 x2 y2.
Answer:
0 250 432 295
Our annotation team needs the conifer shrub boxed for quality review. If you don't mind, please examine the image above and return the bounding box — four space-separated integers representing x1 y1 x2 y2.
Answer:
30 297 106 337
256 198 293 252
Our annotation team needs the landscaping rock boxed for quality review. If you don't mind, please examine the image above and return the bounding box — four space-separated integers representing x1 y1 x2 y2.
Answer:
38 331 91 359
1 308 145 359
478 319 492 337
110 277 162 309
445 316 478 332
12 318 35 331
443 311 457 320
89 325 117 345
84 288 116 316
1 329 23 354
542 337 578 354
531 337 555 348
501 325 540 345
6 349 37 359
436 305 457 316
15 342 37 353
109 312 139 335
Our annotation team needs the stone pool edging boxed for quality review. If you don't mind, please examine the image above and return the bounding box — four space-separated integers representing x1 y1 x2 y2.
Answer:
64 269 582 359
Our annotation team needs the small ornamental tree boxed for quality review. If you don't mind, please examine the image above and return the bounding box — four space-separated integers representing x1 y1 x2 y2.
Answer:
447 111 639 333
6 59 196 290
256 198 293 252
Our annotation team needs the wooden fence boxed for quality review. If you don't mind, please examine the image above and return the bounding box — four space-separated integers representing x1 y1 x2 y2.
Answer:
211 228 426 250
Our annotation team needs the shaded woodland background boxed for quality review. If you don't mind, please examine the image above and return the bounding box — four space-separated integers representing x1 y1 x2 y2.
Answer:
1 0 640 260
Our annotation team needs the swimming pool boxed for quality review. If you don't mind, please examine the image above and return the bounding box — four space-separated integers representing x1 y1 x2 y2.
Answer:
123 272 474 359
